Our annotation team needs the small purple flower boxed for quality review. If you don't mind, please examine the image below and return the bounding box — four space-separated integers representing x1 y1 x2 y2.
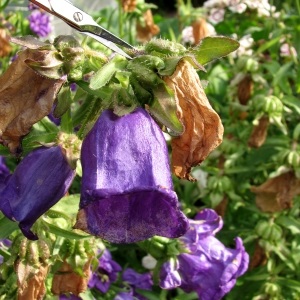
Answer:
59 294 82 300
88 249 122 293
0 146 75 240
159 258 181 289
28 11 52 37
75 108 189 243
115 268 153 300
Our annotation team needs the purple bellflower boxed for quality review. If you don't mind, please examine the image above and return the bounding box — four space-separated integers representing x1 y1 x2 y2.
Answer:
88 249 122 293
115 268 153 300
75 108 189 243
59 294 82 300
159 209 249 300
0 156 10 186
28 11 52 37
0 146 75 240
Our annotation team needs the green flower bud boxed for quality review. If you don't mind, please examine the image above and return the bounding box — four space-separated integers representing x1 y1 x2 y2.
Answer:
145 39 186 57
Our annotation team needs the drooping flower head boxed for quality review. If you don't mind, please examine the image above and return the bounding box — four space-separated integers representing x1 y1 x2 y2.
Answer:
28 11 52 37
75 108 189 243
159 209 249 300
0 146 76 239
88 249 122 293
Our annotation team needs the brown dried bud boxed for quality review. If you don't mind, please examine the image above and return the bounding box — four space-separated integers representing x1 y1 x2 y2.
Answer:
164 60 223 180
192 18 210 45
136 10 160 43
122 0 137 12
248 116 269 148
237 74 253 105
51 259 92 296
249 241 267 270
16 260 49 300
214 197 228 218
0 48 65 154
0 28 12 57
251 171 300 212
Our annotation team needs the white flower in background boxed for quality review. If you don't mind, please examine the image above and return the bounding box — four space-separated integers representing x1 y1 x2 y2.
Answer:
182 26 195 44
233 34 254 57
191 168 208 190
204 0 229 9
280 43 297 57
208 7 225 24
207 22 217 35
142 254 157 270
229 3 247 14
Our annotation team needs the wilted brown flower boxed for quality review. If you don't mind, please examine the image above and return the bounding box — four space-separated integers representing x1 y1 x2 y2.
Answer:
16 260 49 300
164 60 224 180
251 171 300 212
51 259 92 296
192 18 210 45
0 48 65 154
122 0 136 12
136 9 160 43
248 116 269 148
237 74 253 105
0 28 12 57
249 241 267 270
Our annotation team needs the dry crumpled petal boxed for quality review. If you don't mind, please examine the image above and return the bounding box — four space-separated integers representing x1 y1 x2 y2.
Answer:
251 171 300 212
0 28 12 57
0 48 65 154
164 60 224 180
192 18 210 45
136 9 160 43
15 260 49 300
122 0 136 12
237 74 253 105
248 116 269 148
51 259 91 296
249 241 267 270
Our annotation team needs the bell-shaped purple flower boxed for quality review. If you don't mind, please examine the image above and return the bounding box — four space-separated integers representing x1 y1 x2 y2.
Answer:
0 156 10 188
178 209 249 300
75 108 189 243
0 146 75 240
88 249 122 293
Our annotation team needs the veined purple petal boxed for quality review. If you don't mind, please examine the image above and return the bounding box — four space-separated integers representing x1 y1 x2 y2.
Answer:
0 156 10 186
159 259 181 289
0 146 75 240
75 108 189 243
178 235 249 300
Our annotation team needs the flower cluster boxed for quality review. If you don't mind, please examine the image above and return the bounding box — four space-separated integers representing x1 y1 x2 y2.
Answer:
203 0 278 24
27 5 52 37
159 209 249 300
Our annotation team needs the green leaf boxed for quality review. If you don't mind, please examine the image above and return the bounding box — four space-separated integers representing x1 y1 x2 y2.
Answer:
191 36 240 65
256 36 281 54
0 216 19 239
276 216 300 235
89 55 127 90
51 194 80 216
149 83 184 135
54 86 73 118
159 55 205 76
45 222 90 240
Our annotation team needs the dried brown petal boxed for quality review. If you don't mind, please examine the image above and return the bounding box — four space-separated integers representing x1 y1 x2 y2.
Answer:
51 259 91 296
237 74 253 105
15 260 49 300
0 48 65 154
136 10 160 43
251 171 300 212
214 196 228 218
249 241 267 270
248 116 269 148
122 0 136 12
0 28 12 57
164 60 223 180
192 18 210 45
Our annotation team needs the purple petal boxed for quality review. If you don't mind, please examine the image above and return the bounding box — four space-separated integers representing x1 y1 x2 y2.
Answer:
0 146 75 239
114 291 135 300
75 108 189 243
122 268 153 290
159 259 181 289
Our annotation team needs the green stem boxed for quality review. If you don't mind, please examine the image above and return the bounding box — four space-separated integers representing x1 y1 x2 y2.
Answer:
117 0 123 38
296 0 300 16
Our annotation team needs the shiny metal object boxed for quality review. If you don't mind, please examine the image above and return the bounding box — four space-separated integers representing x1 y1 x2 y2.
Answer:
29 0 133 59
